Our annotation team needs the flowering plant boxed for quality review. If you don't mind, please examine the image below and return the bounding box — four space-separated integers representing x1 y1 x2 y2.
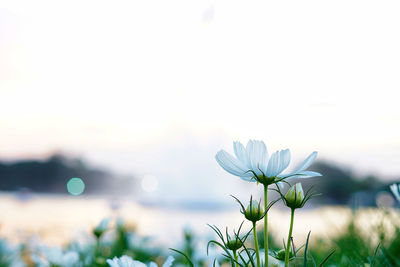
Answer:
213 140 322 267
169 140 332 267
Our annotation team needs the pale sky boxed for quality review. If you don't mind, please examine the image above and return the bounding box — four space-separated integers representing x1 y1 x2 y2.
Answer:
1 0 400 200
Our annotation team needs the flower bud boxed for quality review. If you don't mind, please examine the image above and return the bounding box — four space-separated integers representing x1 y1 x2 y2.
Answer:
284 183 305 209
275 249 293 261
226 239 242 251
93 218 110 239
244 200 264 222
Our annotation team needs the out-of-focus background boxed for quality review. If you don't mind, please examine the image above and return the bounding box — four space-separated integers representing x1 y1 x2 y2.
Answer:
1 0 400 246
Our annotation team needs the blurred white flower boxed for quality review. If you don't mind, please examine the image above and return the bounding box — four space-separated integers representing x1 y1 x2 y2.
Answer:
390 183 400 202
268 256 285 267
208 260 220 267
0 239 26 267
31 246 79 267
259 250 284 267
69 241 95 266
107 255 174 267
107 255 140 267
150 256 174 267
215 140 321 185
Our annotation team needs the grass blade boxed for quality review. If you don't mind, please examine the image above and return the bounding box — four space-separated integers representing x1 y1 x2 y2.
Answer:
169 248 194 267
304 231 311 267
318 250 335 267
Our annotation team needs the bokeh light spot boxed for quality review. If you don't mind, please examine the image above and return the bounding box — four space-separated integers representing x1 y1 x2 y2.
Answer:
141 175 158 193
67 177 85 196
376 191 394 208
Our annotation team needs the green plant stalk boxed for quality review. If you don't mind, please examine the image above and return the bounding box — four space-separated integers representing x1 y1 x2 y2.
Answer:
264 185 268 267
94 237 100 258
285 208 295 267
253 222 261 267
233 250 239 267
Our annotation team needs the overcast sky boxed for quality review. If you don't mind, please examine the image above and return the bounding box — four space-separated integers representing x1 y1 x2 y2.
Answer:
1 0 400 200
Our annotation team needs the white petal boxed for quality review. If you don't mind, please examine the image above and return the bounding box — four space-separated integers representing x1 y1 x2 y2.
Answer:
265 151 279 177
215 150 252 177
161 256 175 267
240 176 256 182
31 255 49 267
278 151 320 179
266 149 290 177
275 149 291 175
246 140 267 175
281 170 322 179
233 141 248 167
390 184 400 202
259 141 269 173
111 256 137 267
149 263 158 267
299 171 322 178
294 151 318 172
132 260 147 267
62 251 79 266
107 258 119 267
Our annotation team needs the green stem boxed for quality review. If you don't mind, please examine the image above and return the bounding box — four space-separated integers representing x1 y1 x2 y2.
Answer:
253 222 261 267
95 237 100 257
285 209 295 267
264 185 268 267
233 250 239 267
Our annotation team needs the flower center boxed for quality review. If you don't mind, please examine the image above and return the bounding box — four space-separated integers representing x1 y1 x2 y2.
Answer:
254 175 276 185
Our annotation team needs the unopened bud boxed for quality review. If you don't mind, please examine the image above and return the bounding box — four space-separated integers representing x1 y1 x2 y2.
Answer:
93 218 110 239
244 200 264 222
275 249 293 261
226 239 242 251
285 183 305 209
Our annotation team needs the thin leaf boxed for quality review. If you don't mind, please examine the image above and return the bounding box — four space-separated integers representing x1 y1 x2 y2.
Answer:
370 243 380 267
169 248 194 267
318 250 335 267
304 231 311 267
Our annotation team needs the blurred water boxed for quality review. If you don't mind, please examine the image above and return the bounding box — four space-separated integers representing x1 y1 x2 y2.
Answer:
0 193 393 247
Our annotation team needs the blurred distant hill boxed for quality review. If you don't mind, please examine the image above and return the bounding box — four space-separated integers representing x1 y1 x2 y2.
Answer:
0 154 136 195
295 161 397 207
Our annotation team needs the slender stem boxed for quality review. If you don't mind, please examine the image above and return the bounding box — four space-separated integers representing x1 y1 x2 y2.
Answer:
253 222 261 267
93 237 102 265
233 250 239 267
264 185 268 267
285 209 295 267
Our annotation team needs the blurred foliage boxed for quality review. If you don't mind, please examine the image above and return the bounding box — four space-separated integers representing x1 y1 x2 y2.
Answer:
307 209 400 267
1 210 398 266
171 209 400 266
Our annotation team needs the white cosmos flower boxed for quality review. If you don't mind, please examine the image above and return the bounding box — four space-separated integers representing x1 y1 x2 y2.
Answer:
0 239 25 267
215 140 321 185
107 255 174 267
31 246 79 267
390 184 400 202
